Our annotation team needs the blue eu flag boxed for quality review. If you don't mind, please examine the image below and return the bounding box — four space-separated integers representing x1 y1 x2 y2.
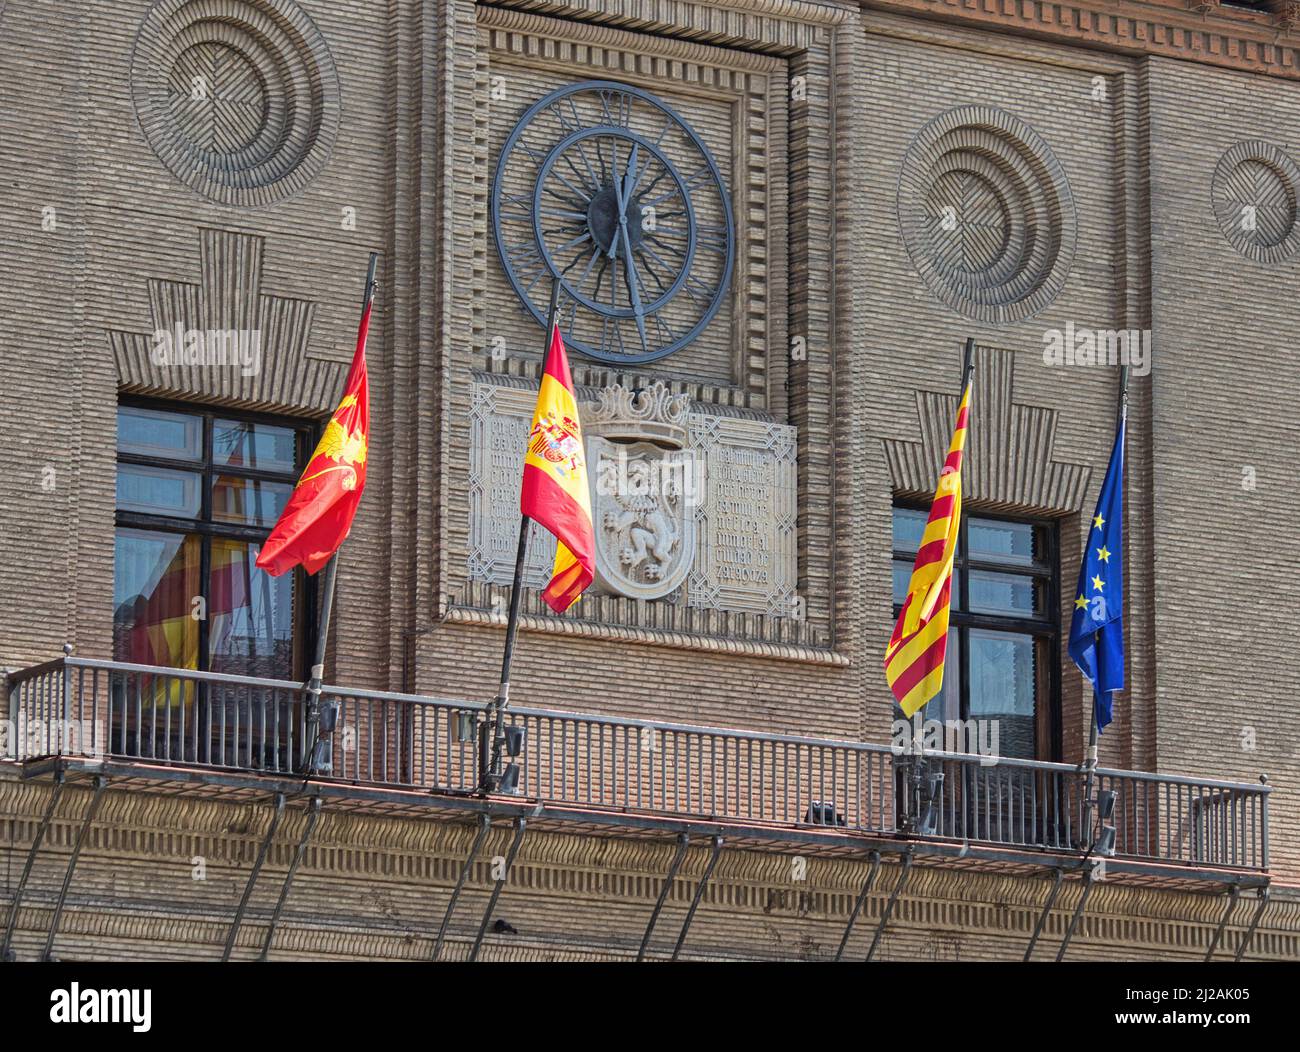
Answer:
1068 418 1125 731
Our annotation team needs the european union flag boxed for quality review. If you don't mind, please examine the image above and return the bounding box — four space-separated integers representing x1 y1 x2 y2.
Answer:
1068 418 1125 731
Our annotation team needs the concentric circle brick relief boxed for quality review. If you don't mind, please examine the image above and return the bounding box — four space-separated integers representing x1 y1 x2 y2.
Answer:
1211 140 1300 263
897 106 1077 324
130 0 340 207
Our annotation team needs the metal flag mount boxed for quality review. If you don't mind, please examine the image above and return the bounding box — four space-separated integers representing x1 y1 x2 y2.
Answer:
480 277 562 793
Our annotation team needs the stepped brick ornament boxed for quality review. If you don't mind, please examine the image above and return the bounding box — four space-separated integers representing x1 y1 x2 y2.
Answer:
130 0 340 206
107 227 348 412
1211 140 1300 263
883 346 1092 514
897 106 1077 324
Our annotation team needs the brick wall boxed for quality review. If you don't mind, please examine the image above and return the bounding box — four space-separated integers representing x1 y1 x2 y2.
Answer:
0 0 1296 929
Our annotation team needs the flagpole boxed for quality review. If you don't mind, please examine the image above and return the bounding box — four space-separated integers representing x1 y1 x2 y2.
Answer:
960 336 976 394
906 337 976 832
481 277 560 793
1082 363 1129 843
303 251 379 774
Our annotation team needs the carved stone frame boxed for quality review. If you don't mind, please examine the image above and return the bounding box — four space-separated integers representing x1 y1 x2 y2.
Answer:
431 0 858 663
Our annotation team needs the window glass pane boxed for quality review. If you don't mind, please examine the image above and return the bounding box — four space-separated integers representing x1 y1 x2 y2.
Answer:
968 628 1037 760
891 506 928 553
918 629 960 728
892 560 912 606
968 570 1045 618
212 475 293 527
116 464 202 517
214 419 298 474
117 406 202 461
894 561 962 611
113 529 201 670
207 539 297 680
968 517 1040 566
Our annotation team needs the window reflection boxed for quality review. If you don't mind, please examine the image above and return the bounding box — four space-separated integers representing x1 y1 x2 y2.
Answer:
213 419 297 472
967 629 1037 760
116 464 202 517
212 475 292 527
968 517 1041 565
114 404 308 683
117 406 202 461
208 539 296 679
113 529 201 671
968 570 1042 617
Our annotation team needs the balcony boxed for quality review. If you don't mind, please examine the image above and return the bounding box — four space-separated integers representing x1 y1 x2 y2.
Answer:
2 655 1271 883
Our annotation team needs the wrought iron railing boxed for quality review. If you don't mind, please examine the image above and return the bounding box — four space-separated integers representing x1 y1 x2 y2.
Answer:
2 656 1270 872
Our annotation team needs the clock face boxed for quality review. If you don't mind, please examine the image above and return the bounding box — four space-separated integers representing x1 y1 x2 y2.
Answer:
492 80 734 365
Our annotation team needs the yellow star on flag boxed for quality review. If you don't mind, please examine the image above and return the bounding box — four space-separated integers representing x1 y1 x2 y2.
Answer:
1093 514 1105 530
1096 545 1111 563
1091 574 1105 592
1074 594 1089 610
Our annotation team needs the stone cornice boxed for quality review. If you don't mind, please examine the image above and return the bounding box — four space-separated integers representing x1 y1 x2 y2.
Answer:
483 0 854 47
491 0 1300 76
861 0 1300 79
444 602 852 665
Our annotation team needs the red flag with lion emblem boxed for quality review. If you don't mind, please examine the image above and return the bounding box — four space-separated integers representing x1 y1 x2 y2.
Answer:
255 293 372 577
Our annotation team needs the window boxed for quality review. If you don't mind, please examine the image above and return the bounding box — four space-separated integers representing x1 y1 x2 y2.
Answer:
114 401 313 680
892 503 1060 761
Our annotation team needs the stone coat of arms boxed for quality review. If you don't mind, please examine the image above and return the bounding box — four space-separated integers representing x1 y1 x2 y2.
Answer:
586 383 698 602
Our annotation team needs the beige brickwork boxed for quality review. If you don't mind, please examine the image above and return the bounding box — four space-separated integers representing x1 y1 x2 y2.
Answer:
0 0 1296 960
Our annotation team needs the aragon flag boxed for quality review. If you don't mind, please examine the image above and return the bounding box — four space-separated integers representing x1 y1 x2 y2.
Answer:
884 381 971 717
255 293 372 577
521 323 595 613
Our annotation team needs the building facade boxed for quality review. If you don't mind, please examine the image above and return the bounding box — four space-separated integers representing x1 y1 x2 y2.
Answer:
1 0 1297 961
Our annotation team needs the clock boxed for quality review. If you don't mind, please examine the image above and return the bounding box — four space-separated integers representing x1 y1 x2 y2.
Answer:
492 80 735 365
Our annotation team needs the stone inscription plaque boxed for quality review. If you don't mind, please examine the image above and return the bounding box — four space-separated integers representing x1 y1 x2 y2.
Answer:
468 382 556 587
469 381 797 618
687 415 797 617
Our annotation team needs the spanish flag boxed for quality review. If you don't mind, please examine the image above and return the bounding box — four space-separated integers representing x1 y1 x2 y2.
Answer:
255 286 372 577
884 381 971 717
521 323 595 612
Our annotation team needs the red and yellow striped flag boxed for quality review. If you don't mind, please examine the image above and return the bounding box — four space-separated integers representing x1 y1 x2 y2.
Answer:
521 323 595 612
884 382 971 717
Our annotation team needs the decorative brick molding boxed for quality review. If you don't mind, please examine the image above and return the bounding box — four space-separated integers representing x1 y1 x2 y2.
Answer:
2 774 1295 961
476 5 786 405
129 0 341 206
107 228 347 413
883 346 1092 514
1276 1 1300 32
866 0 1300 79
1211 140 1300 264
897 106 1077 324
438 2 850 654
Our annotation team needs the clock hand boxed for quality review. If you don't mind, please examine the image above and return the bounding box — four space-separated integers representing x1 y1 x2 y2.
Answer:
612 142 642 241
607 138 624 260
619 222 649 354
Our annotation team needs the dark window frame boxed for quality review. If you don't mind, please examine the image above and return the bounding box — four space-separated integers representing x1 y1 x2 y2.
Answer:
891 498 1063 762
114 395 319 681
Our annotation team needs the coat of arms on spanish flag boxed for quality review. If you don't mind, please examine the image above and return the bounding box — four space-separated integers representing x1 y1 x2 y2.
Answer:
521 323 595 612
884 381 970 717
255 297 372 577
